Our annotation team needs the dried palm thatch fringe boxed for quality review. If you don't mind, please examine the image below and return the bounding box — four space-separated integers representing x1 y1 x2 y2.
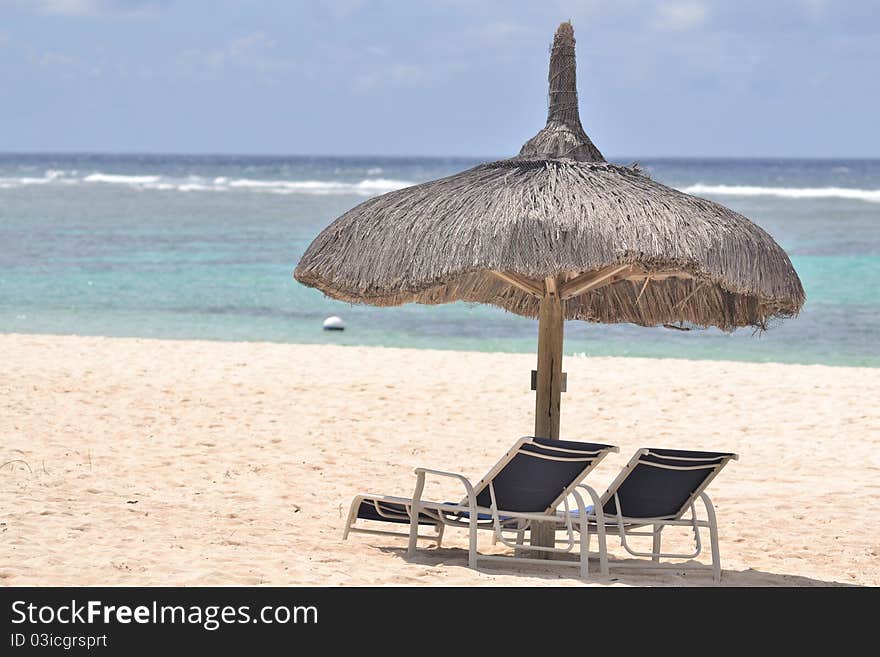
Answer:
295 21 805 331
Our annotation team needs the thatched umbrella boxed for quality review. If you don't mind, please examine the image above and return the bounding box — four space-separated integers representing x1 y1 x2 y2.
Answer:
295 21 804 442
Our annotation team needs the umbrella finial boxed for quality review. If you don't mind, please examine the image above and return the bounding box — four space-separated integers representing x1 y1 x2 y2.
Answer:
518 22 605 162
548 21 578 126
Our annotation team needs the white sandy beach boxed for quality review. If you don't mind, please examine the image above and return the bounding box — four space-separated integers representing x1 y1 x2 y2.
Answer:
1 333 877 586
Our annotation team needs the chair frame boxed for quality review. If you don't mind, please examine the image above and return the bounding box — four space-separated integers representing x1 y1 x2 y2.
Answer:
558 449 737 583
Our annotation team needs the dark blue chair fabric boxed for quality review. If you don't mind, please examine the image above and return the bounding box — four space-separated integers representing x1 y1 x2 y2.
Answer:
601 448 734 519
356 500 438 525
473 437 614 513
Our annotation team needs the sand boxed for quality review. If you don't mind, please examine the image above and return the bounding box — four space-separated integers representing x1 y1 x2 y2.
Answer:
1 333 877 587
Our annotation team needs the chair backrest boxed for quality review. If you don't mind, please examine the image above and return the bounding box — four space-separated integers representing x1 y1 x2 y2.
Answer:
471 437 617 513
601 448 737 520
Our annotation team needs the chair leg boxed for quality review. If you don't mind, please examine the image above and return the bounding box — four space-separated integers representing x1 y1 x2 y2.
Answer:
342 497 360 540
435 522 445 547
580 526 590 578
407 504 420 557
468 515 478 569
708 517 721 584
652 525 662 563
596 521 608 576
516 520 525 547
577 485 608 576
701 493 722 584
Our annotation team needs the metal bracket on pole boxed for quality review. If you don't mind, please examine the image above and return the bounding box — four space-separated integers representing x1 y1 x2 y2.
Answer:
531 370 566 393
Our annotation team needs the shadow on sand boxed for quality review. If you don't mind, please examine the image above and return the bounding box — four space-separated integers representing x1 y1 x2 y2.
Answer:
379 545 857 587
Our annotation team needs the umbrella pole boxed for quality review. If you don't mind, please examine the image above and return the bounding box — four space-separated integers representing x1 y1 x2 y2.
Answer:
531 278 564 552
534 278 564 440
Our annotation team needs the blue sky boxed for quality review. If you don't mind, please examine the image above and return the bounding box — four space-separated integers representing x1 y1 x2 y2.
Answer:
0 0 878 158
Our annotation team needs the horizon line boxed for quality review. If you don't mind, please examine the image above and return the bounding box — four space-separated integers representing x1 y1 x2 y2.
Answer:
1 150 878 162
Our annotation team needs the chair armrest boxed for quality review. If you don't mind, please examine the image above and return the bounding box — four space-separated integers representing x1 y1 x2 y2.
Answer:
412 468 477 510
567 488 589 519
699 492 717 523
575 483 604 513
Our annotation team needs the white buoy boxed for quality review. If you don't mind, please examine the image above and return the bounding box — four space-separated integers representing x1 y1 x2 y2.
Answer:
322 316 346 331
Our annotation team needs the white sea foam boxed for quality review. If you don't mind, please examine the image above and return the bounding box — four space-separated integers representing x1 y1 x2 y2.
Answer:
682 183 880 203
84 173 162 184
174 183 214 192
224 177 412 195
0 169 71 186
0 170 414 195
0 176 54 187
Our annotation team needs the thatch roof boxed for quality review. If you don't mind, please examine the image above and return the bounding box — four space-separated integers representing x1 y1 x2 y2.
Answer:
295 22 804 331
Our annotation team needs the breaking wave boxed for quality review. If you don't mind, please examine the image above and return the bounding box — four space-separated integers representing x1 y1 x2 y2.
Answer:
0 170 415 196
682 183 880 203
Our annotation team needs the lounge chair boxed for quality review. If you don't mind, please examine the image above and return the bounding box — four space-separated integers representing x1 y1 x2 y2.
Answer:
343 436 617 576
561 448 738 582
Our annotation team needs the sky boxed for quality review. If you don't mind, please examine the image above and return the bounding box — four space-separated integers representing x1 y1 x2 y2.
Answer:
0 0 878 158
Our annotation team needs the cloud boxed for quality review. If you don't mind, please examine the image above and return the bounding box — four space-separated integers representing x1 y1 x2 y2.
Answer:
653 1 708 31
318 0 368 20
4 0 167 17
800 0 828 21
3 24 296 84
390 63 421 84
24 47 105 79
176 32 297 83
0 27 103 79
355 63 423 90
31 0 99 14
227 32 277 58
470 20 534 42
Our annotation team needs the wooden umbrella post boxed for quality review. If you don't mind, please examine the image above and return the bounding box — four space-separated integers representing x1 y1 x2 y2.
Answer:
534 277 564 440
531 277 564 552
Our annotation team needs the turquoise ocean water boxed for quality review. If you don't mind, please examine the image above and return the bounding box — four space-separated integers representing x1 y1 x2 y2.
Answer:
1 154 878 367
